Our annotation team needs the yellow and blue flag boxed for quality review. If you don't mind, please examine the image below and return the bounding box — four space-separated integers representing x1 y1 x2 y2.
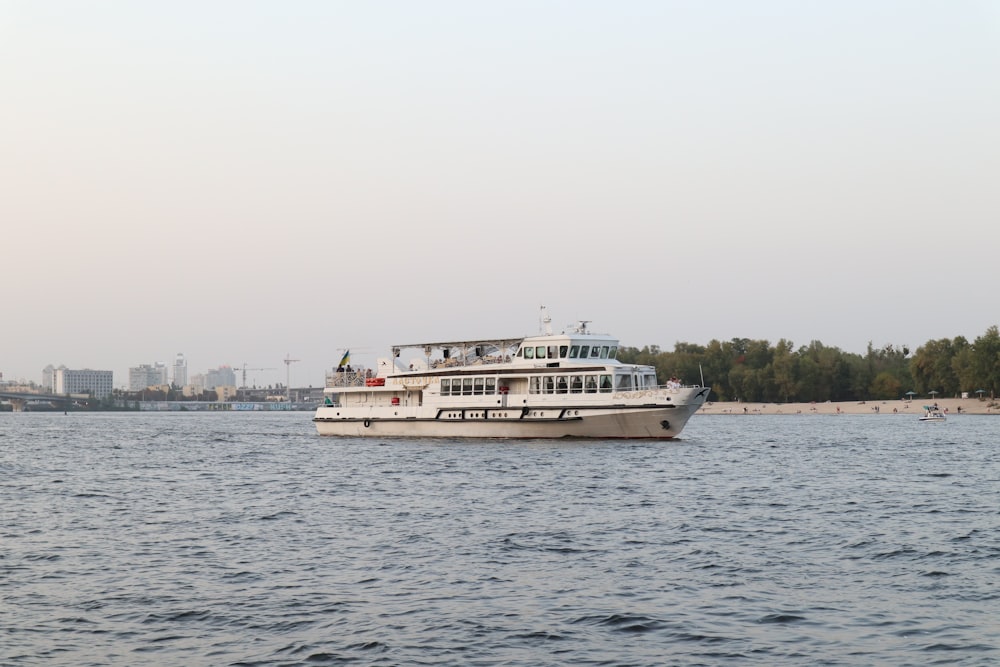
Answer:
338 350 350 368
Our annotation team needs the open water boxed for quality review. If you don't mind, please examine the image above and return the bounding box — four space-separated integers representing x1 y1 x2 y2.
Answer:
2 412 998 666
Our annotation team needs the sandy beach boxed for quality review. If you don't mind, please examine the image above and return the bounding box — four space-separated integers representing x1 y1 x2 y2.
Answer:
699 397 998 416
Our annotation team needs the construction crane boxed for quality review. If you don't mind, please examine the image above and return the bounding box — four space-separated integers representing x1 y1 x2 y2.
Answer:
235 364 276 399
283 354 300 401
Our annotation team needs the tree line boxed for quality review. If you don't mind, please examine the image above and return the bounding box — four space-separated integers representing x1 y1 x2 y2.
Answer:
618 325 1000 403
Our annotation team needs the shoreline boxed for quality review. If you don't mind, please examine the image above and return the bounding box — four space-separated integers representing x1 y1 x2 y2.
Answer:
697 397 997 416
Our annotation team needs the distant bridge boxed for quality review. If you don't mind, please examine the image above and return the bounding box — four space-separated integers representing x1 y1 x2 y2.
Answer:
0 391 91 412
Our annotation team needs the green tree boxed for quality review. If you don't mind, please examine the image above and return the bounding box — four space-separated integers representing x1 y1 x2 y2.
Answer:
771 339 799 402
910 338 961 397
870 371 903 400
972 326 1000 398
865 342 912 399
797 341 849 401
701 339 737 400
660 342 707 388
950 337 976 393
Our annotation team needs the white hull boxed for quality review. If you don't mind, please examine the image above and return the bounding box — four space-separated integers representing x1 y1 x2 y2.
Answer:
314 389 707 439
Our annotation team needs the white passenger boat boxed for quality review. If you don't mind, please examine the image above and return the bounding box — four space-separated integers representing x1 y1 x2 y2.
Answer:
313 316 710 439
919 406 946 422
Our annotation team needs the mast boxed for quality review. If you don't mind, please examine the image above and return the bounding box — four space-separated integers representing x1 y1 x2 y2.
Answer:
539 305 553 335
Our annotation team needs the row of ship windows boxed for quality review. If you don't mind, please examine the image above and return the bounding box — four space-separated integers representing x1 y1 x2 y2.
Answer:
530 374 656 393
531 375 613 394
517 344 618 361
441 377 497 396
438 373 654 396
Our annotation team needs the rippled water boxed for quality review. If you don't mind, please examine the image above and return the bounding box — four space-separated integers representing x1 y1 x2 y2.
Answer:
2 412 998 666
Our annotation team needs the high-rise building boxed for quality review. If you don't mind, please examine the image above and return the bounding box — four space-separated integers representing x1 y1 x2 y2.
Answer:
128 363 169 391
42 365 56 390
204 365 236 390
188 373 206 393
172 353 187 388
50 367 114 399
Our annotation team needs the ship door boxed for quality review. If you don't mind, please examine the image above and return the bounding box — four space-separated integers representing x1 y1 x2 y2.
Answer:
499 384 509 408
407 388 422 407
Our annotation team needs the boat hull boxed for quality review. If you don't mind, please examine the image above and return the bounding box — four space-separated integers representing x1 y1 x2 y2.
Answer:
314 403 701 439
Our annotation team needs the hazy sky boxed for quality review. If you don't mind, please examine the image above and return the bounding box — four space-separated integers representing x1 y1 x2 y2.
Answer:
2 1 998 389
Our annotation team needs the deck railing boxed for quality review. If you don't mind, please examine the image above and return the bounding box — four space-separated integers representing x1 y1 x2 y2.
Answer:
325 371 366 388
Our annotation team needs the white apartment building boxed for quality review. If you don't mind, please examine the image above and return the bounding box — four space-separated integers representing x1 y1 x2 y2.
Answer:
49 367 114 399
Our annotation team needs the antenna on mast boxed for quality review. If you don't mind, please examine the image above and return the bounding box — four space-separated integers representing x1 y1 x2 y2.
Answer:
539 305 553 335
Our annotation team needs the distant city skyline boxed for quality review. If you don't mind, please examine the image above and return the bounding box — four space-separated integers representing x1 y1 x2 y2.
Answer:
2 2 997 388
8 316 1000 392
3 358 293 391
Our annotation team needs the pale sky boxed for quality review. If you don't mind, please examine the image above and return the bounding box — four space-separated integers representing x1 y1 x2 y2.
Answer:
2 1 998 389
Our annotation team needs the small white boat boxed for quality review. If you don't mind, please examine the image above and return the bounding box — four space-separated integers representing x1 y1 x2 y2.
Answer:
919 406 946 422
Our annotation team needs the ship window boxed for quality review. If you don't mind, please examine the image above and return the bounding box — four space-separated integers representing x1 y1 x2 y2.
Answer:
617 375 632 391
571 376 583 393
600 346 610 359
569 345 579 359
579 345 589 358
556 376 568 393
530 377 540 394
600 374 612 392
609 346 618 359
559 345 568 358
548 346 557 359
590 346 600 358
485 378 496 394
473 377 484 395
536 346 546 359
585 375 597 393
523 346 534 359
543 376 555 394
462 378 473 395
441 379 451 395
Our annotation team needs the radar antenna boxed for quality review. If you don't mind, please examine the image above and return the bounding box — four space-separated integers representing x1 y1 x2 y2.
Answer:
571 320 591 334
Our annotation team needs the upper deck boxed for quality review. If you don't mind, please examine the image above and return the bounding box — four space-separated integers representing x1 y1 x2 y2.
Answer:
391 321 621 370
